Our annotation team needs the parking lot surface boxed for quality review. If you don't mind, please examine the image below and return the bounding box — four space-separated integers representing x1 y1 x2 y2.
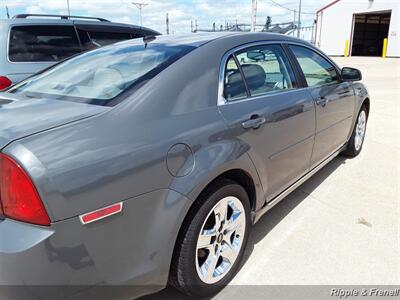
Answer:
142 57 399 299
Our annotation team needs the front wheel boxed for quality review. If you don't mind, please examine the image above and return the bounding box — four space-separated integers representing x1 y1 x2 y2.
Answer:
342 105 368 157
169 179 251 297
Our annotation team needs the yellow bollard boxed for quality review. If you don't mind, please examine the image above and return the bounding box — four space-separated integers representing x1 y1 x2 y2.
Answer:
382 38 388 58
344 39 349 57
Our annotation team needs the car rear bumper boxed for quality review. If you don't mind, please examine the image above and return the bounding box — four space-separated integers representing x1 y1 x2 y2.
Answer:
0 189 192 300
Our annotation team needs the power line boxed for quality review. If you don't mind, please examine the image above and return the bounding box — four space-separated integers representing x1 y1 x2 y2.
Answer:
268 0 294 12
266 0 315 15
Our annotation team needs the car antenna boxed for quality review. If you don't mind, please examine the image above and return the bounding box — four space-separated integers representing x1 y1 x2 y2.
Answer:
143 35 156 48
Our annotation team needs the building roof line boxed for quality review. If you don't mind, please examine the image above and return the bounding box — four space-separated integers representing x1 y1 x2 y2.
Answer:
316 0 341 14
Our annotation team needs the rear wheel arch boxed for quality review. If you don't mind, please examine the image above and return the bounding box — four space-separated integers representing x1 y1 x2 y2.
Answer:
190 169 257 213
215 169 257 211
176 168 257 237
168 171 255 295
168 168 257 274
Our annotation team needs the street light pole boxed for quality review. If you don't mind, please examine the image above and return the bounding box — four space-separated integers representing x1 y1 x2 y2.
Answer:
132 2 148 26
67 0 71 17
297 0 302 38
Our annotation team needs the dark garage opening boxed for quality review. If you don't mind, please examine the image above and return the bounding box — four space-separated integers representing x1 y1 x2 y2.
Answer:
351 11 391 56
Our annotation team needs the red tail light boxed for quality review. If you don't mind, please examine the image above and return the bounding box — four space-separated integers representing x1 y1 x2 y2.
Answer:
0 76 12 91
0 153 50 226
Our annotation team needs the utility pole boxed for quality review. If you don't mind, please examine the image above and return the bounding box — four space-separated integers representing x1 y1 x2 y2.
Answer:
297 0 302 38
293 9 296 36
66 0 71 17
311 19 317 45
251 0 257 32
166 13 170 35
132 2 148 26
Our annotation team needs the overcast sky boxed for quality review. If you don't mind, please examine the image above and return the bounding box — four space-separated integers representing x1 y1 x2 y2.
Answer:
2 0 333 33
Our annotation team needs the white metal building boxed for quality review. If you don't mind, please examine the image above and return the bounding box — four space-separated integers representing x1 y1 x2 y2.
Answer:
315 0 399 57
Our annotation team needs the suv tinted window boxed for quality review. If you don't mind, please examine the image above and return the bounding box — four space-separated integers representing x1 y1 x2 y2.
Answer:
289 45 339 87
235 44 296 97
9 26 81 62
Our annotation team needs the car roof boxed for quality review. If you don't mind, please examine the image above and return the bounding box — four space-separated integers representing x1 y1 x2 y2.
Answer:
0 16 160 35
146 32 238 47
120 32 310 48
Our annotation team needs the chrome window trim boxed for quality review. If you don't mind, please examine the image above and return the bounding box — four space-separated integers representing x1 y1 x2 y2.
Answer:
220 87 308 106
217 40 343 107
218 40 295 106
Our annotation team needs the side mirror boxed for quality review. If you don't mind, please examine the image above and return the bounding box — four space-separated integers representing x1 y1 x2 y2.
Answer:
341 67 362 82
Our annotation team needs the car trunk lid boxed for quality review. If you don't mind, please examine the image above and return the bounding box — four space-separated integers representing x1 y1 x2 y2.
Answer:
0 93 109 149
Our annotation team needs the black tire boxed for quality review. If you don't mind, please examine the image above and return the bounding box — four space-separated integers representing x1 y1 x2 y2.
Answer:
341 105 368 157
169 179 251 297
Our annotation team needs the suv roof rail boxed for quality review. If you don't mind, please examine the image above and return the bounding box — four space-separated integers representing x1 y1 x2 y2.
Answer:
13 14 110 22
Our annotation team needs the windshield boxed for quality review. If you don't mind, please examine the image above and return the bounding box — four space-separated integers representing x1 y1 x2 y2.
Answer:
9 40 195 106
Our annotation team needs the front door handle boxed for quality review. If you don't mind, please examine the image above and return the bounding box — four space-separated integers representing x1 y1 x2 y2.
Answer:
316 97 327 107
241 116 266 129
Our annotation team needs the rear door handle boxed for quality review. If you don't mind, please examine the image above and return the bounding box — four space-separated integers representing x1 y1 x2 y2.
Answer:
241 116 266 129
315 97 327 107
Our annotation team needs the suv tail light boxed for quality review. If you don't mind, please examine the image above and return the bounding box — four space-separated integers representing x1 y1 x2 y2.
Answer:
0 76 12 91
0 153 50 226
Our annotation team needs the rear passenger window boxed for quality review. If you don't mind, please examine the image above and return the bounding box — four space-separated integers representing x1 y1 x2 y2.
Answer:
9 26 80 62
223 55 248 101
235 45 297 97
289 45 339 87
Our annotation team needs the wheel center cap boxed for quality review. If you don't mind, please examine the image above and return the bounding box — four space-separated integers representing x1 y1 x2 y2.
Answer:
217 233 223 243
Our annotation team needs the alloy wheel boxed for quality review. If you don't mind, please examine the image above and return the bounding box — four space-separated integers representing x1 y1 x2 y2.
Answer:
195 196 246 284
355 110 367 151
